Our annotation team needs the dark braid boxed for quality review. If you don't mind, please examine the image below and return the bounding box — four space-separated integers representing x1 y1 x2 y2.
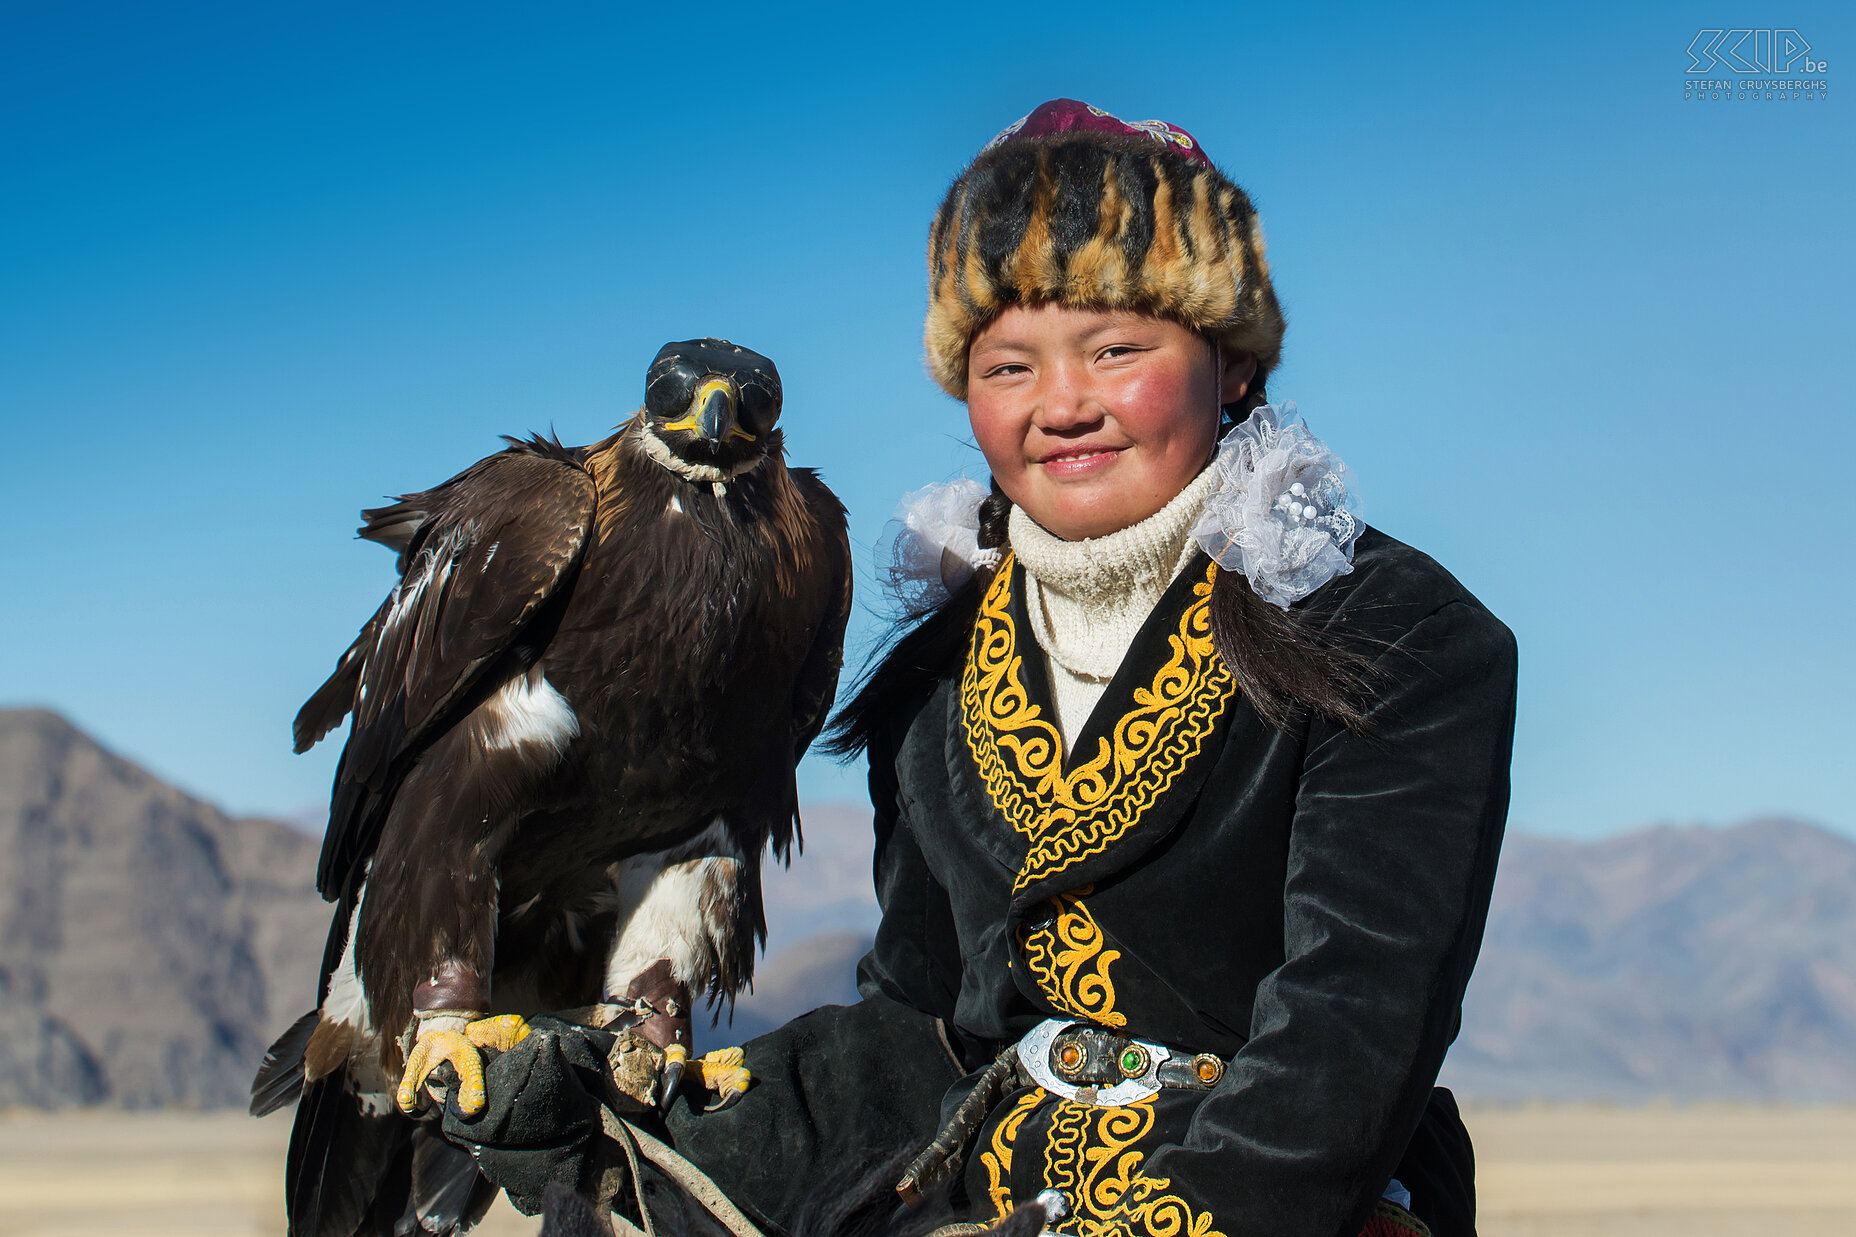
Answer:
1206 570 1381 737
977 477 1012 552
1204 382 1383 738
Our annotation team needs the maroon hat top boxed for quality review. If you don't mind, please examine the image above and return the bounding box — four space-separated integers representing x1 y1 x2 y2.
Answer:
981 97 1213 168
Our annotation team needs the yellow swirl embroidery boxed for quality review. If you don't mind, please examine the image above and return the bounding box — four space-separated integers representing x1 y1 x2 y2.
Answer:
1043 1096 1090 1203
962 555 1234 892
1040 1097 1226 1237
1020 889 1126 1028
982 1090 1045 1218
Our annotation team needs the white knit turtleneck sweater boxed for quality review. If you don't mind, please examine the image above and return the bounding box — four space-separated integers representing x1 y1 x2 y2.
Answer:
1008 465 1220 750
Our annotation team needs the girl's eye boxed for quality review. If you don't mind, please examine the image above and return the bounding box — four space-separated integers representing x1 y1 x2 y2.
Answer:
1098 345 1145 361
982 362 1029 378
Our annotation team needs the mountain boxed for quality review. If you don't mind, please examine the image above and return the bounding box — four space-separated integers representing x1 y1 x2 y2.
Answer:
694 801 879 1052
0 708 885 1108
1440 818 1856 1101
3 706 1852 1107
732 813 1856 1103
722 812 1856 1101
0 708 328 1108
708 794 883 1047
710 930 873 1048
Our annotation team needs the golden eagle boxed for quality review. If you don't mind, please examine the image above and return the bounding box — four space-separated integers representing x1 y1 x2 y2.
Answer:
252 339 852 1237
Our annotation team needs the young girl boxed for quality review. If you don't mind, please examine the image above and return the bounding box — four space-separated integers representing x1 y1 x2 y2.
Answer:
658 99 1514 1237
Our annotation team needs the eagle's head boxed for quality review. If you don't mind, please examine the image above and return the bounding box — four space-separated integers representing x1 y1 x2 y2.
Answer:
641 338 782 478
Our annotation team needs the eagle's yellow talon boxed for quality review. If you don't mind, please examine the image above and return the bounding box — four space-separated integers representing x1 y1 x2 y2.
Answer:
657 1042 692 1112
466 1013 532 1053
695 1046 751 1104
395 1028 488 1116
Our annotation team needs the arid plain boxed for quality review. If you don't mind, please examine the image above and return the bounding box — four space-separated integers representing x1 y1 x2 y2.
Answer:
2 1105 1854 1237
6 720 1854 1235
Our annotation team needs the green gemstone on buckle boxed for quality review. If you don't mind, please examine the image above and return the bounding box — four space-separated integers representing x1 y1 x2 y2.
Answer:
1120 1047 1146 1076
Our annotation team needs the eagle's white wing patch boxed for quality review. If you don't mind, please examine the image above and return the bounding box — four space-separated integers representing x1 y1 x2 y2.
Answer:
603 819 745 996
477 667 579 756
317 873 397 1108
322 883 373 1036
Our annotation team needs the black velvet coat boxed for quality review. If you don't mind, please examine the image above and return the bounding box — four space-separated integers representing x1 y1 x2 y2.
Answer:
668 526 1517 1237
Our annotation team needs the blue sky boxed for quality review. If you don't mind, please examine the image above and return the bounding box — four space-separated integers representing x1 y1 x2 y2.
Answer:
2 0 1850 839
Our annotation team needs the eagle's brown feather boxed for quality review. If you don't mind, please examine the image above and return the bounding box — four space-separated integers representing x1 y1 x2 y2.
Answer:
344 448 596 785
309 442 598 901
275 338 848 1237
303 412 849 1055
788 468 853 766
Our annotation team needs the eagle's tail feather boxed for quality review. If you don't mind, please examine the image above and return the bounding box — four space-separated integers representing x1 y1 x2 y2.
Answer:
461 1167 503 1232
407 1125 498 1235
286 1075 409 1237
251 1009 320 1117
358 495 430 564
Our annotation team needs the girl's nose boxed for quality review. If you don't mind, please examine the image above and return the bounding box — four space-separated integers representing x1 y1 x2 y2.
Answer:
1033 362 1102 431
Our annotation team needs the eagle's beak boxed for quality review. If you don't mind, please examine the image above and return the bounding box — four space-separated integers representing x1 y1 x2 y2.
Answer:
661 377 758 445
695 379 735 443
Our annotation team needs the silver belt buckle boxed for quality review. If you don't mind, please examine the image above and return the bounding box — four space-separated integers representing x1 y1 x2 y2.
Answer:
1016 1017 1170 1106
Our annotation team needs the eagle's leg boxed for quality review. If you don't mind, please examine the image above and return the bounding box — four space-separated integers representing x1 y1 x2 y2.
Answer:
395 962 531 1116
621 958 694 1107
397 1017 533 1117
603 821 755 1111
397 1014 483 1115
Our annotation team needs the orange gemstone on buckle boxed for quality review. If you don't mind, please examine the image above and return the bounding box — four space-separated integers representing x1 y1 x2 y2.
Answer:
1056 1042 1085 1076
1193 1053 1224 1085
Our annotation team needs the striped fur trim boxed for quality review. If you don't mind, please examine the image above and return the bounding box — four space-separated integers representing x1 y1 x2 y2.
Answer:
925 132 1284 399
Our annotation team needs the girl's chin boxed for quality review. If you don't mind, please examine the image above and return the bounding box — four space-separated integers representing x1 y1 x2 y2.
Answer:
1020 493 1137 541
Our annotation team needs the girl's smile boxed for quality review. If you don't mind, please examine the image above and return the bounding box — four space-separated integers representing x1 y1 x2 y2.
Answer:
1034 442 1127 477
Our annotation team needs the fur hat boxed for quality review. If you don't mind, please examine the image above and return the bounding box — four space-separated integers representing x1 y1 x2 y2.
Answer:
925 99 1285 400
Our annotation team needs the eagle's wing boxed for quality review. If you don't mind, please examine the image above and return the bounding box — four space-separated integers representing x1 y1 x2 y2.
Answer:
789 467 853 761
300 437 598 900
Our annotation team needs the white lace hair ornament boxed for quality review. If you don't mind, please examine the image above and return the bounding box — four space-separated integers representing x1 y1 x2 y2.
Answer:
879 477 1002 616
1191 401 1362 607
880 402 1358 614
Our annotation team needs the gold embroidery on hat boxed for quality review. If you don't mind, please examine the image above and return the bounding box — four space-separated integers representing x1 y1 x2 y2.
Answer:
1020 889 1125 1029
961 554 1232 893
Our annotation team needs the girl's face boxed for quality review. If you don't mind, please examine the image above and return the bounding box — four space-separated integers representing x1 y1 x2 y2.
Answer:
967 302 1256 541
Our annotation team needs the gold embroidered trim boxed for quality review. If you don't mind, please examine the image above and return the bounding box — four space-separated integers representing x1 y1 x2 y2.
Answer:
982 1090 1045 1218
962 555 1233 892
1040 1097 1227 1237
1019 888 1126 1028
